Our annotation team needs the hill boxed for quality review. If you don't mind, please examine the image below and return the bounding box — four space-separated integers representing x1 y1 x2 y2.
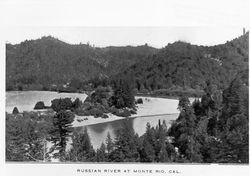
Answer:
6 36 157 90
6 33 248 94
114 32 249 95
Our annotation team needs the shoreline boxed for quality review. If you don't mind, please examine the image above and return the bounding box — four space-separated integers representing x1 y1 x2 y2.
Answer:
73 112 180 128
6 91 181 128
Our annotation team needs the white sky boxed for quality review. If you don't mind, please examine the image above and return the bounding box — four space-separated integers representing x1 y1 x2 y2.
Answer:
4 26 247 48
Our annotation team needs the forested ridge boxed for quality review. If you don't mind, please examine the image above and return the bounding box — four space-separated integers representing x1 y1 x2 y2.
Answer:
116 32 249 93
6 36 157 90
6 32 248 93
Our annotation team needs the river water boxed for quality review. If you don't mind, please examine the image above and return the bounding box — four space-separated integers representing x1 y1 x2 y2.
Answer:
74 113 178 149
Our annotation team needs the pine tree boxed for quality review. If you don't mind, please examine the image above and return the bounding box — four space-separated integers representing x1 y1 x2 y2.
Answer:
109 121 140 162
139 123 155 162
50 110 74 161
96 143 107 162
6 113 51 162
140 139 155 162
66 128 96 162
178 96 190 112
170 101 203 162
215 77 249 163
158 143 169 162
12 107 19 114
110 77 135 109
105 132 114 154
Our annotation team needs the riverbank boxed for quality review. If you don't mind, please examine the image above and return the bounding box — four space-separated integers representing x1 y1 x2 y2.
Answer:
72 96 180 127
6 91 201 130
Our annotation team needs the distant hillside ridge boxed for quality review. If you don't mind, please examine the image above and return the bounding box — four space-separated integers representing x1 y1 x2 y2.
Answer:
6 36 157 90
113 32 249 94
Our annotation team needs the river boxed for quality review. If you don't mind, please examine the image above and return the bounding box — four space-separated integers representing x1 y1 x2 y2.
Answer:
74 113 178 150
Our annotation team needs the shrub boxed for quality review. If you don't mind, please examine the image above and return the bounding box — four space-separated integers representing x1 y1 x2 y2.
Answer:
51 98 73 112
114 109 131 117
75 108 86 116
34 101 45 109
101 114 109 119
12 107 19 114
136 98 143 104
86 86 112 104
129 109 137 114
89 108 104 118
110 106 119 114
72 98 82 109
77 119 83 122
82 102 92 111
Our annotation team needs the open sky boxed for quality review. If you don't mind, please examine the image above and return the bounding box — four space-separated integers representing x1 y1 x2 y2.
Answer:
5 26 246 48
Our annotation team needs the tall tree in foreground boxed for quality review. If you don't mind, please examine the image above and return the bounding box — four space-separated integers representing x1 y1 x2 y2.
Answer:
169 99 203 162
6 113 52 162
105 132 114 154
215 77 249 163
66 128 96 162
139 123 155 162
50 110 74 161
96 143 107 162
109 121 140 162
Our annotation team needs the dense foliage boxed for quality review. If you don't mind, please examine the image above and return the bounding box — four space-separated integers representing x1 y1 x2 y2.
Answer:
169 75 248 163
6 112 53 162
6 36 156 91
115 32 249 95
76 78 136 118
50 110 74 161
7 33 248 93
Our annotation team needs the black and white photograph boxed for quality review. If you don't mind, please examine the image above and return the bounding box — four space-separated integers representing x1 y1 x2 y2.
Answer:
5 26 249 163
1 0 250 176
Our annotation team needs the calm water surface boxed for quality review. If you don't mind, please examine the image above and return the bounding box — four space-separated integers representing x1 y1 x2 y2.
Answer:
75 113 178 150
6 91 87 113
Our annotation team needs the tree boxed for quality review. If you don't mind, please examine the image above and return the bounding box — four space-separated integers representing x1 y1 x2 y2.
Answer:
158 143 169 162
109 121 140 162
12 107 19 114
50 110 74 161
6 113 51 162
72 98 82 109
170 101 203 162
214 77 249 163
66 129 96 162
110 77 135 109
51 98 73 113
220 77 248 123
177 96 190 112
139 123 156 162
96 143 107 162
70 77 82 90
140 139 155 162
105 132 114 154
34 101 45 110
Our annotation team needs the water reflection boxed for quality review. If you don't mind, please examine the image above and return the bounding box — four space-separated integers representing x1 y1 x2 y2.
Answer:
75 114 178 150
